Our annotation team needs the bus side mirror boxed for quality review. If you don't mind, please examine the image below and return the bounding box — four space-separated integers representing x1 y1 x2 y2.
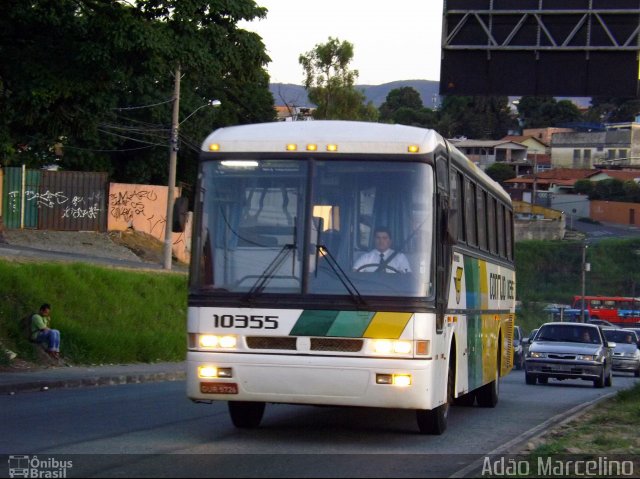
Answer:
172 196 189 232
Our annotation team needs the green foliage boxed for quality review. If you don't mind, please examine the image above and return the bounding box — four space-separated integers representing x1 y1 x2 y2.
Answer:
299 37 378 121
517 96 582 128
0 0 274 190
516 238 640 306
0 261 187 363
378 87 437 127
485 163 516 184
435 96 516 139
573 179 594 195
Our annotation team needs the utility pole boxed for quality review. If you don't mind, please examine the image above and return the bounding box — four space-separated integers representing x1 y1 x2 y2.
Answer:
163 65 181 271
580 241 589 322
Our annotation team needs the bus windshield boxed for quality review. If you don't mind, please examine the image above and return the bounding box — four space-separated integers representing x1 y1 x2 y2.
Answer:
193 159 434 299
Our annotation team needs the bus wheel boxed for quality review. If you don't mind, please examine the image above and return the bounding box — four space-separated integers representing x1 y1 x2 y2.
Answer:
453 391 476 407
477 354 500 408
416 359 454 434
228 401 266 428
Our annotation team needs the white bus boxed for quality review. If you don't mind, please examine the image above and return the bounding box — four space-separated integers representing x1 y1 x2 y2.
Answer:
184 121 516 434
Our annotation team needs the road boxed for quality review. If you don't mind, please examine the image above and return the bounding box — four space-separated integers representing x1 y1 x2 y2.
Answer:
1 371 638 477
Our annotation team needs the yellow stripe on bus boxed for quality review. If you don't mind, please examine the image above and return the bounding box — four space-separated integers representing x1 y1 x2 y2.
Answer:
363 312 412 339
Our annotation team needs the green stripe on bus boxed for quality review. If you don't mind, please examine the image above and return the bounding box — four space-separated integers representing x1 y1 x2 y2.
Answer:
465 257 480 309
289 310 339 336
326 311 375 337
467 314 483 391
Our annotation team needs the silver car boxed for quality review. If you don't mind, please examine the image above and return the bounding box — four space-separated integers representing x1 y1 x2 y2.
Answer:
525 322 614 388
602 328 640 377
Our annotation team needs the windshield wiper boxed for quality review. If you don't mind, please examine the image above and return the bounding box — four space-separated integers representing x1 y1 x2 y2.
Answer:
245 243 296 300
317 245 367 307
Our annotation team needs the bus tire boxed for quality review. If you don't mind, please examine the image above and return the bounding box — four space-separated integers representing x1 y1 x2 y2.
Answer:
228 401 265 428
417 356 454 434
453 391 475 407
477 348 500 408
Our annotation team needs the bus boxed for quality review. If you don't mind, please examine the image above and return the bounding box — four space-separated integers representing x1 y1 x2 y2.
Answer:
183 121 516 435
572 295 640 325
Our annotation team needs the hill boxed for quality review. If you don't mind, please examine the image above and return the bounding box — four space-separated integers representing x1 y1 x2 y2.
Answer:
270 80 440 108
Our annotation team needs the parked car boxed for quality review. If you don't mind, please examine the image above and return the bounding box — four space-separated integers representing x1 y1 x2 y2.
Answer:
525 322 614 388
602 328 640 377
513 325 525 370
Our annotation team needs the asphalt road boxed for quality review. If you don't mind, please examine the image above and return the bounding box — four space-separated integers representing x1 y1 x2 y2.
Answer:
1 370 638 477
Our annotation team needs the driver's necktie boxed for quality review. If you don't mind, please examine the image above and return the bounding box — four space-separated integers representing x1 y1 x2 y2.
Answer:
376 252 385 272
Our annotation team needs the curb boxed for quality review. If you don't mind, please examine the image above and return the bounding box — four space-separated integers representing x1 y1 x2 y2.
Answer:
1 371 186 395
449 390 618 478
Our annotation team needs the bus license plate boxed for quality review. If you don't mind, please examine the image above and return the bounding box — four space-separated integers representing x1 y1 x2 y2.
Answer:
200 382 238 394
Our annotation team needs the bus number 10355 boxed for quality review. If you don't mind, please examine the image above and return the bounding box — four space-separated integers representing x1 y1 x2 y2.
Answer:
213 314 279 329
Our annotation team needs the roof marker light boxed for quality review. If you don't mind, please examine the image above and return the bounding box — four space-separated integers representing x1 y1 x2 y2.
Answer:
408 145 420 153
209 143 220 151
286 143 298 151
306 143 318 151
326 144 338 152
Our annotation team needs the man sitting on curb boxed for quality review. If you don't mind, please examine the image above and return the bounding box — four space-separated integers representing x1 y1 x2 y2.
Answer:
31 303 61 360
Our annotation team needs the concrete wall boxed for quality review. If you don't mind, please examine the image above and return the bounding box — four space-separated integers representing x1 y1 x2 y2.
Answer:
107 183 191 264
514 218 565 241
550 194 590 221
591 200 640 226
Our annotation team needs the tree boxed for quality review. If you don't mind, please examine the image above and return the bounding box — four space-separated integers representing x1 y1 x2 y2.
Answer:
437 96 515 139
0 0 274 187
299 37 378 121
485 163 516 184
574 179 594 196
379 87 423 120
516 96 582 128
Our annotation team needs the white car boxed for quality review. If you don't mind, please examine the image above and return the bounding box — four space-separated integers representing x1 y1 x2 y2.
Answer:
525 322 614 388
602 328 640 377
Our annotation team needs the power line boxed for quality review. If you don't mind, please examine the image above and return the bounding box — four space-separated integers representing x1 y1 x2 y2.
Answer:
111 98 173 111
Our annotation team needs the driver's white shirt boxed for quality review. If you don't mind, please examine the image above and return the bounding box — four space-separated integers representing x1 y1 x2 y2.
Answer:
353 248 411 273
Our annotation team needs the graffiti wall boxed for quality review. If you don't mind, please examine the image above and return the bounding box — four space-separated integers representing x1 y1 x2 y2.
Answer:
107 183 191 264
1 167 108 231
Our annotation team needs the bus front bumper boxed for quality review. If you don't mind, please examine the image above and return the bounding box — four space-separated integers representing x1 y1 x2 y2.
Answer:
186 351 439 410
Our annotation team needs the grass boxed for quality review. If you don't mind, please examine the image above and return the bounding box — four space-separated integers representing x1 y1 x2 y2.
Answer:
0 259 187 364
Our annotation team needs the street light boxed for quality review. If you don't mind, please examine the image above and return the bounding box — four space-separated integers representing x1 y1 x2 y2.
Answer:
163 65 221 270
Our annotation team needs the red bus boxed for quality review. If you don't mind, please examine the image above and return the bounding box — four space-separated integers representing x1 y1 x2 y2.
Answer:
572 296 640 325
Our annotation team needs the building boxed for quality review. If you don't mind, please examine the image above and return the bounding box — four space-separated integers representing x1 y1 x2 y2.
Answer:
450 139 527 170
274 106 315 121
501 135 551 173
550 123 640 169
523 127 574 146
504 168 597 202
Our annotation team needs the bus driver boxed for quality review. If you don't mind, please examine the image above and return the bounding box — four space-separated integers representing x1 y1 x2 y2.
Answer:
353 227 411 273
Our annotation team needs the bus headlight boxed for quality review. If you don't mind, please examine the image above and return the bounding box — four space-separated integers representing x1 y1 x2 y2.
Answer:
198 335 237 350
373 340 412 355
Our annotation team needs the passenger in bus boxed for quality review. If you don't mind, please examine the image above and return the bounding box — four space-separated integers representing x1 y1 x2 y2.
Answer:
353 227 411 273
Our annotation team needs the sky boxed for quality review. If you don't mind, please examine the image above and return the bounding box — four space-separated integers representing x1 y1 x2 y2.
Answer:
242 0 444 85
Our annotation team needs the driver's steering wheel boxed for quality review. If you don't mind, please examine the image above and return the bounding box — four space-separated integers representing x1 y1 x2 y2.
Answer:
355 263 401 274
